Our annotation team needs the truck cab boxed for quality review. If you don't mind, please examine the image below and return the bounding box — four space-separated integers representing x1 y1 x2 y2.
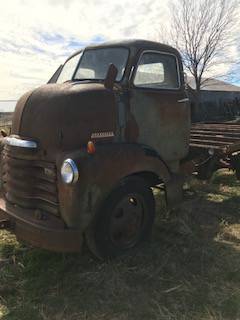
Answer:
0 40 190 259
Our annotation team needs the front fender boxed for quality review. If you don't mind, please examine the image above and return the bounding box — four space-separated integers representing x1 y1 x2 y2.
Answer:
56 143 171 229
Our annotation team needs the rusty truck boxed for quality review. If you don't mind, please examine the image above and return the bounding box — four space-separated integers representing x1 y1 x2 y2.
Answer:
0 39 240 259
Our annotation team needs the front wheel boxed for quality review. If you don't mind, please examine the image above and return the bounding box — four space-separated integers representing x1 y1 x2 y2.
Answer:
85 176 155 259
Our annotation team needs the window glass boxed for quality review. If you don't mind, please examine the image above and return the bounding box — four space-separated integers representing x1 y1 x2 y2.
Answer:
57 52 82 83
74 48 129 81
134 52 179 89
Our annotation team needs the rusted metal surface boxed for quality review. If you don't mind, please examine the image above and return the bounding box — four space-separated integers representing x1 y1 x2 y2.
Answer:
130 90 190 168
0 39 190 252
56 143 171 229
12 83 117 161
125 41 190 171
0 197 83 252
2 144 59 216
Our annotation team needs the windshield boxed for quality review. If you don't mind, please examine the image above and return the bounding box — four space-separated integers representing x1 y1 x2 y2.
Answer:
57 47 129 84
57 52 82 84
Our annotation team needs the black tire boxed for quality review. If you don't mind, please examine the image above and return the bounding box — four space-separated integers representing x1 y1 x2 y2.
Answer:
85 176 155 259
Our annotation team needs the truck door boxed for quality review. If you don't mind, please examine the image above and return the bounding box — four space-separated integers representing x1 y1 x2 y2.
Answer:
129 50 190 170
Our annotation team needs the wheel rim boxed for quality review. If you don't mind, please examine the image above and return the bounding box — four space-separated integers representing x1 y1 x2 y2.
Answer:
109 193 146 249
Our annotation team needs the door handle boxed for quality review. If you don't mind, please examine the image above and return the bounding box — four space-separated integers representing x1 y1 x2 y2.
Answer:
178 98 189 103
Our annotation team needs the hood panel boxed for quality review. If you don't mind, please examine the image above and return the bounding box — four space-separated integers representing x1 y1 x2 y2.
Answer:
12 82 117 157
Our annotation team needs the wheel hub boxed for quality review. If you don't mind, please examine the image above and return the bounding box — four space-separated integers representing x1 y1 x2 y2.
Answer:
109 194 145 248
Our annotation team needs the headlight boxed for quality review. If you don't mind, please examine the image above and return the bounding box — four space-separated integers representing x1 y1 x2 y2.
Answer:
61 159 79 184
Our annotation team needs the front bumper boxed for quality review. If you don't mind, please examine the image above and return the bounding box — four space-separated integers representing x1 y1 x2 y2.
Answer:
0 197 83 252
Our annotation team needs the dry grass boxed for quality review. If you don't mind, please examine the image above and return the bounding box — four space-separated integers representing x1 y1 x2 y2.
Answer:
0 169 240 320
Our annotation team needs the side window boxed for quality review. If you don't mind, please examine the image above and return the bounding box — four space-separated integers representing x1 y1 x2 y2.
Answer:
134 52 179 89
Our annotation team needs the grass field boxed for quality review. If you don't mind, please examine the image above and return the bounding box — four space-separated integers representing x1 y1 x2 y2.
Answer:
0 170 240 320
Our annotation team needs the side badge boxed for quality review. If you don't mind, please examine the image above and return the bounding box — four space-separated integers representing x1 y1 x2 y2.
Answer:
91 131 114 139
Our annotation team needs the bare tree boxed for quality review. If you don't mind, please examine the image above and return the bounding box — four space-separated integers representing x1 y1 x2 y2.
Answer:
168 0 238 106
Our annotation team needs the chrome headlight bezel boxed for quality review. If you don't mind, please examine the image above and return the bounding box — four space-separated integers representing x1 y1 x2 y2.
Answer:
61 159 79 184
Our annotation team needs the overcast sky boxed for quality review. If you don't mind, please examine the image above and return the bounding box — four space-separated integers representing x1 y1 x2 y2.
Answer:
0 0 239 100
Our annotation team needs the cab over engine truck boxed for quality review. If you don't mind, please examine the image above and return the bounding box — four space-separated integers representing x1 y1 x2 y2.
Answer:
1 40 240 259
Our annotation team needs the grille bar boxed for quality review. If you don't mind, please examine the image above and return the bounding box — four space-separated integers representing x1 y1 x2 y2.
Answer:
2 145 59 216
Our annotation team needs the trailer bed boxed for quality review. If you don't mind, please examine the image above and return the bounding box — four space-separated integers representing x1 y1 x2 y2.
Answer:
190 123 240 154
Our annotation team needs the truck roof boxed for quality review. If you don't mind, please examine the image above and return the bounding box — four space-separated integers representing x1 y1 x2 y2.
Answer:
87 39 178 53
68 39 181 60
